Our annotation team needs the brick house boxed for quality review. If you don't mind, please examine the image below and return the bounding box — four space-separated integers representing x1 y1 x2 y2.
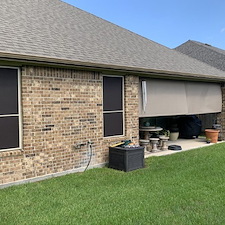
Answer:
1 0 225 187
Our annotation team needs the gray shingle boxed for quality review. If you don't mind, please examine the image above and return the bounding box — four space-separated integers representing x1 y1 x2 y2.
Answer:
175 40 225 72
1 0 225 78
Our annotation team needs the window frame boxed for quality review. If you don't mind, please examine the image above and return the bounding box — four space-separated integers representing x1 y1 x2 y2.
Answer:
0 66 22 152
103 75 125 138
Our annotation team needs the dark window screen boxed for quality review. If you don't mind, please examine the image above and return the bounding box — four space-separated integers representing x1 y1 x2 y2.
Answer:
0 68 18 115
0 117 19 150
103 76 123 111
104 112 123 137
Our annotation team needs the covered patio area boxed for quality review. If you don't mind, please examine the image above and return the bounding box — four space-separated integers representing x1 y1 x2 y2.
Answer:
139 77 223 158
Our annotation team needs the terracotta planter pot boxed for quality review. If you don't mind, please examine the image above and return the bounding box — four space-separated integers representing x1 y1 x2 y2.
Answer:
205 129 220 143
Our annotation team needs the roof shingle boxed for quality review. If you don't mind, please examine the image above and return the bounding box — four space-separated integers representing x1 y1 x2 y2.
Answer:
175 40 225 72
1 0 225 79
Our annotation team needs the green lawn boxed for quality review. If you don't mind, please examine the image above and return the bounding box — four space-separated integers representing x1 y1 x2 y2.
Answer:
1 143 225 225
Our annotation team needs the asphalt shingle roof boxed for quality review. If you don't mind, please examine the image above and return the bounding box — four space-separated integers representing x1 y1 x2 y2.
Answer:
1 0 225 79
175 40 225 72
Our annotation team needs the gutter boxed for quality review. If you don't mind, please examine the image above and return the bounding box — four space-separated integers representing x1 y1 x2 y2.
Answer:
1 51 225 82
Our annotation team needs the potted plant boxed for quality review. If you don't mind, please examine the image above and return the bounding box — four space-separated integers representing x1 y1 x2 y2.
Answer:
159 129 170 137
169 124 179 141
158 129 170 148
205 129 220 143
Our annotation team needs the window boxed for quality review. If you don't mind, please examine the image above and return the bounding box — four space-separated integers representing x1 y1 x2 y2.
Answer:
103 76 124 137
0 67 21 151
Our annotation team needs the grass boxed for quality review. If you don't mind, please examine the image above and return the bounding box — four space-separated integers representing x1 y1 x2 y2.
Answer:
1 143 225 225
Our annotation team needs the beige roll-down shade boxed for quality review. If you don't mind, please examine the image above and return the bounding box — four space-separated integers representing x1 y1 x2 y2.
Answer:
139 79 222 117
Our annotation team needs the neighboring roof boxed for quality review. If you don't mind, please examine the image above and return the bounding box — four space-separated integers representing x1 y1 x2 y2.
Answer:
175 40 225 72
1 0 225 80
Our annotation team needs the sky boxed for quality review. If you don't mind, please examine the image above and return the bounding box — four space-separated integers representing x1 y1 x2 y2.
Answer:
62 0 225 50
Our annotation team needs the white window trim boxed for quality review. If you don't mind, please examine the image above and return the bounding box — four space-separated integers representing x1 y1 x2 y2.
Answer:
0 66 22 152
102 75 125 138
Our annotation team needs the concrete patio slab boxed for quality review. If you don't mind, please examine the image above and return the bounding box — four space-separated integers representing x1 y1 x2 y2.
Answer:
144 137 223 158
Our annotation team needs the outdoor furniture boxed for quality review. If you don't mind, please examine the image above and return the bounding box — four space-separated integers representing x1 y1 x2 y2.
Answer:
149 138 159 152
139 126 163 140
139 139 150 152
160 136 169 151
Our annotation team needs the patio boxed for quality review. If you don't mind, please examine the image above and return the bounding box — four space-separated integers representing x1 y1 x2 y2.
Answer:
144 137 222 158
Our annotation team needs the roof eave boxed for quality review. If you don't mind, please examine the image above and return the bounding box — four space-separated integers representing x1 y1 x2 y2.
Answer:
0 51 225 82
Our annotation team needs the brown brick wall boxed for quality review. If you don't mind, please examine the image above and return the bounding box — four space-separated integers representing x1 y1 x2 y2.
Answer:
0 66 139 185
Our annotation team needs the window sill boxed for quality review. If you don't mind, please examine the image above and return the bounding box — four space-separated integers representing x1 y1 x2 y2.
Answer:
103 134 125 139
0 147 23 153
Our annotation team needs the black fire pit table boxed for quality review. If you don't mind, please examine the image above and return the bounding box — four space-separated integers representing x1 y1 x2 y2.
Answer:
108 146 145 172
